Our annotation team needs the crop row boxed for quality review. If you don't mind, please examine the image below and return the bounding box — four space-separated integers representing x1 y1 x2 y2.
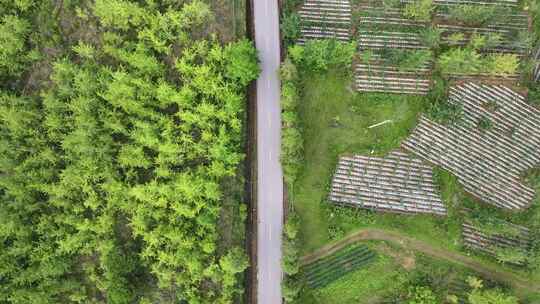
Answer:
302 244 377 289
402 83 540 211
329 151 446 215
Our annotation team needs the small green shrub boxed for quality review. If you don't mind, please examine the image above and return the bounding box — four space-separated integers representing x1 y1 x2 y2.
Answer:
529 87 540 106
419 27 442 50
438 48 518 77
360 49 374 64
403 0 434 22
488 53 519 77
282 276 301 303
382 49 433 71
406 286 438 304
493 247 529 265
508 30 533 51
0 15 36 77
283 0 304 13
280 58 303 188
283 238 300 275
468 288 518 304
281 12 302 46
427 75 448 104
438 48 482 75
447 33 465 45
466 276 484 290
282 211 302 303
447 4 509 27
483 33 503 50
383 0 402 9
289 39 356 73
467 280 519 304
477 116 493 131
446 32 502 50
427 101 463 125
469 33 487 50
530 0 540 41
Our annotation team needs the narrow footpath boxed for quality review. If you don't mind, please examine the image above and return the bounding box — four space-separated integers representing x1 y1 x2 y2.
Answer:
253 1 283 304
301 228 540 296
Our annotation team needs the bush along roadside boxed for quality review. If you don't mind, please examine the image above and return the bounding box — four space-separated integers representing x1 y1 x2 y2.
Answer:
281 57 303 193
281 0 304 47
282 212 301 303
280 53 303 304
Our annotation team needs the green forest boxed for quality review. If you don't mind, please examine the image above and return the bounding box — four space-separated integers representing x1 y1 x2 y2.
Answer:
0 1 258 303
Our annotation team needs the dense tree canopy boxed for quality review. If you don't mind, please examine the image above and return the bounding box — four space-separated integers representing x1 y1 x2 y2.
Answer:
0 0 258 303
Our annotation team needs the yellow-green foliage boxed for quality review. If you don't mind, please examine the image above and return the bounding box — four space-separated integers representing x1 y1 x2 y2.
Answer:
288 39 356 72
0 14 36 76
447 4 509 27
488 53 519 76
466 277 518 304
403 0 434 22
468 289 518 304
281 58 303 188
0 1 258 303
438 48 519 76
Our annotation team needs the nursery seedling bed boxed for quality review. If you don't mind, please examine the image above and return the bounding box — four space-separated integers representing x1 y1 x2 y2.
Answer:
402 83 540 211
298 0 353 43
302 244 378 289
462 221 531 265
328 150 446 215
354 54 432 94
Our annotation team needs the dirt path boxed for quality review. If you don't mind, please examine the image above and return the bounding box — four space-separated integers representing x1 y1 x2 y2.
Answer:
301 228 540 296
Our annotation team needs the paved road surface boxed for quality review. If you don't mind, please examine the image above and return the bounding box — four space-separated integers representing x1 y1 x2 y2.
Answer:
253 1 283 304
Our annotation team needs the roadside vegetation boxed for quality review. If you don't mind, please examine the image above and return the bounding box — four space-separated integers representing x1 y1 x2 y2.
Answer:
0 1 257 303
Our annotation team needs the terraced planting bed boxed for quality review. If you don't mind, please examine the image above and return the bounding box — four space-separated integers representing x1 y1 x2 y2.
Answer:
296 0 532 93
447 276 472 304
302 244 377 289
355 1 428 30
437 21 528 55
329 150 446 215
353 0 433 95
462 220 531 265
298 0 352 43
433 0 529 82
402 83 540 210
355 53 432 94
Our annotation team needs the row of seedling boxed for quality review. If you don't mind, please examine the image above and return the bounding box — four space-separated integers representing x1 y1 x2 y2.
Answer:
302 244 377 289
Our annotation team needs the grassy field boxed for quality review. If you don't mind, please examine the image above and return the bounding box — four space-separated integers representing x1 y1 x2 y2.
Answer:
293 70 430 252
292 69 540 301
292 71 469 255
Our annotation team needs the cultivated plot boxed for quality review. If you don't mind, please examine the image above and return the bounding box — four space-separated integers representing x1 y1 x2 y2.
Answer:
402 83 540 210
462 220 531 265
329 150 446 215
298 0 352 43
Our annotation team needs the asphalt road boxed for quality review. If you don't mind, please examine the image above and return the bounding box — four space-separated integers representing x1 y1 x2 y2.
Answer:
253 1 283 304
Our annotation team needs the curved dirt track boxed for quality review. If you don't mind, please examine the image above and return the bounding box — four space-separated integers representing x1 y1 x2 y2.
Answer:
301 228 540 295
